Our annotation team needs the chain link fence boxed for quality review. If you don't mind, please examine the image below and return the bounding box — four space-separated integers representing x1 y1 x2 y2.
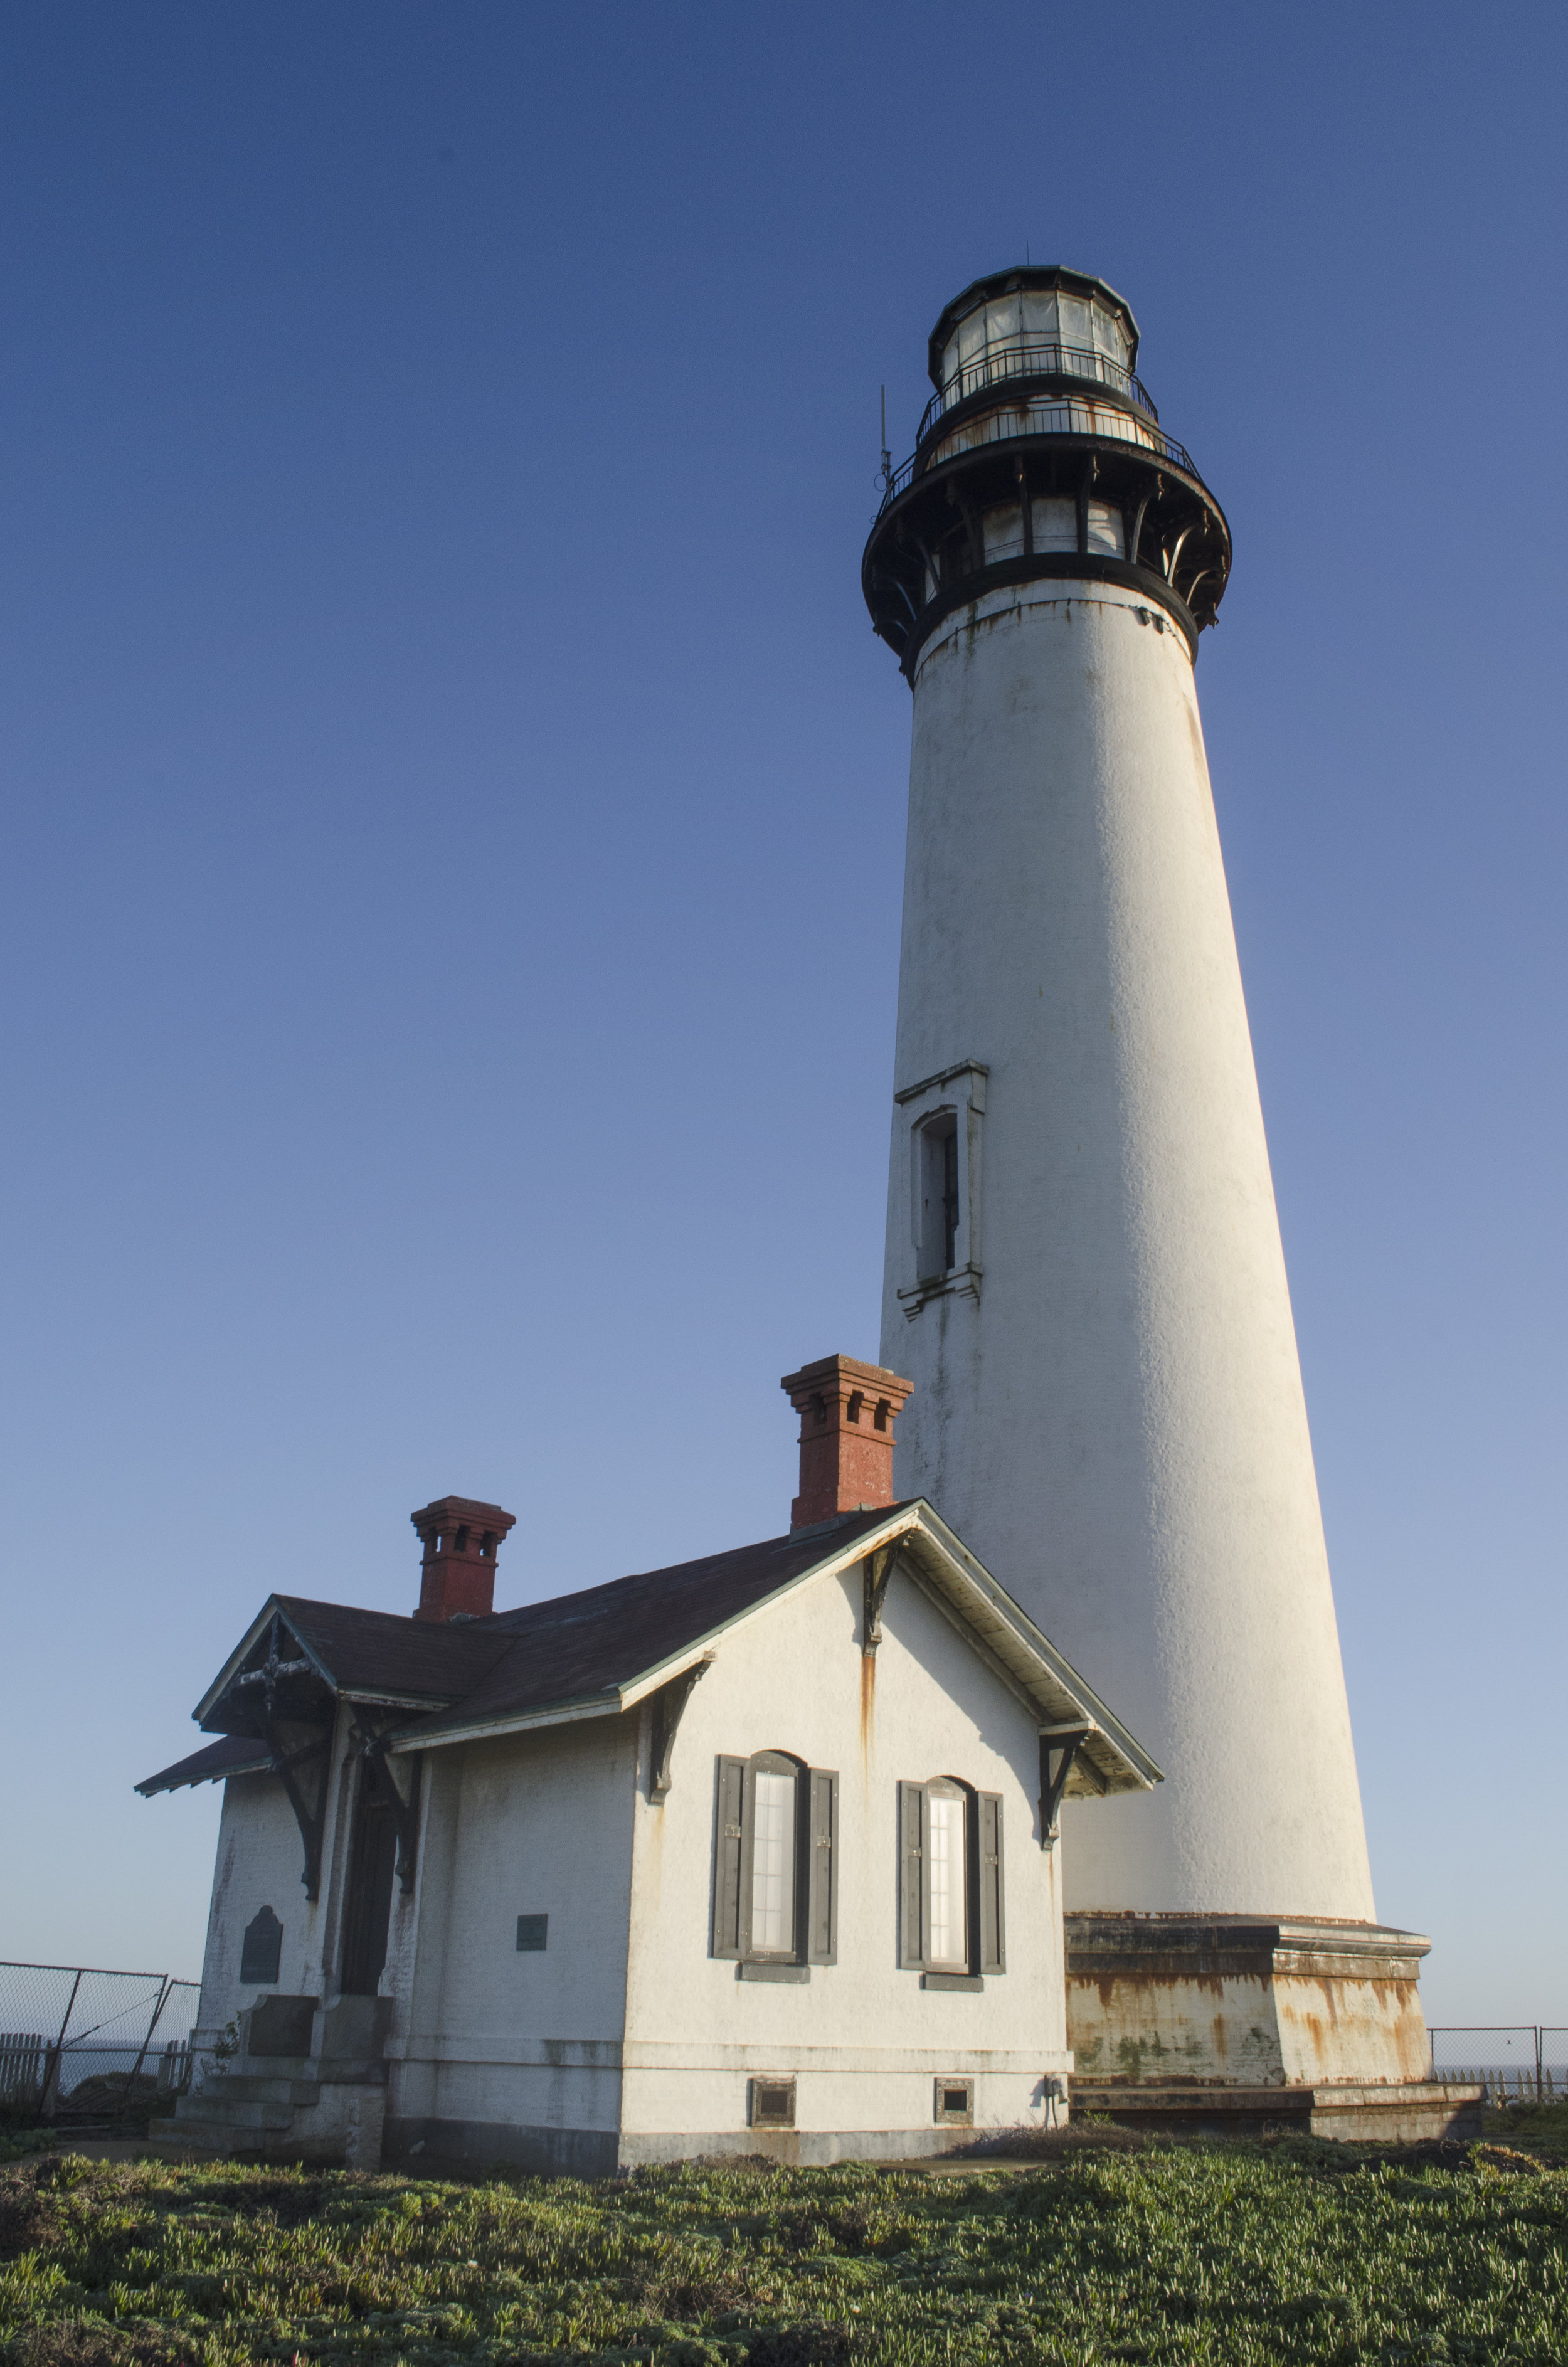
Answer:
0 1961 201 2129
1428 2025 1568 2105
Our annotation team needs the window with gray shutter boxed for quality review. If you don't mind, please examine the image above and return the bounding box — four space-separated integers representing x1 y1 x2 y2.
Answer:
713 1752 836 1971
712 1756 746 1959
807 1768 838 1964
898 1782 926 1967
899 1780 1007 1979
977 1792 1005 1974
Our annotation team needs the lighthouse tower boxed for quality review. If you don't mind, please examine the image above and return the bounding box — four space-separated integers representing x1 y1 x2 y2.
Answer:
864 269 1444 2112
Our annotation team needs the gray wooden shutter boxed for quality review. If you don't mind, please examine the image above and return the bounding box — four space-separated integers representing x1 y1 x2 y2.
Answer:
712 1757 746 1959
898 1782 926 1967
978 1792 1005 1974
806 1769 838 1964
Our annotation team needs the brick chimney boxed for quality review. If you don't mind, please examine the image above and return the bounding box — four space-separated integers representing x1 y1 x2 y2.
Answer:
411 1495 517 1623
779 1354 914 1532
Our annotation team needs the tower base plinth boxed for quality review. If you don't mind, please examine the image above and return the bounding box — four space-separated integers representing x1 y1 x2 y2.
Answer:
1067 2078 1485 2144
1066 1910 1438 2094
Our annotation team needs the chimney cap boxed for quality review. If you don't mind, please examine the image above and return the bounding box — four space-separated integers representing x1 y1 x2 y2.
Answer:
779 1353 914 1416
411 1495 517 1543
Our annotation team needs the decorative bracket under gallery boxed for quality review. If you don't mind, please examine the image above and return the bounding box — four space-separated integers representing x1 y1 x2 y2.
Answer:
862 1547 896 1656
1039 1724 1095 1850
649 1656 714 1799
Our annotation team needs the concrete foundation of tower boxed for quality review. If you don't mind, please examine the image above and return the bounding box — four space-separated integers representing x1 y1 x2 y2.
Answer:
1064 1910 1483 2139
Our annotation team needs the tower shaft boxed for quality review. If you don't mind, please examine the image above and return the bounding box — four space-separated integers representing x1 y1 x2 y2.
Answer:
881 576 1373 1918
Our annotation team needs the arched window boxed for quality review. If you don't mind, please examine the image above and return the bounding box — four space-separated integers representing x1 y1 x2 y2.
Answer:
712 1750 839 1976
917 1111 961 1279
898 1776 1007 1986
925 1779 968 1969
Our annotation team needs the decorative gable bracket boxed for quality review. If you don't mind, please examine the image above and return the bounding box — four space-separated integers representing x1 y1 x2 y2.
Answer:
352 1715 425 1893
649 1656 714 1799
862 1547 896 1655
1039 1724 1095 1850
227 1612 336 1899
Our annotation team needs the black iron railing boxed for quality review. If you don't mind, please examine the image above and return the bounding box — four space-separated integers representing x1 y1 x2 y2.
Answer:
918 341 1160 446
879 395 1200 514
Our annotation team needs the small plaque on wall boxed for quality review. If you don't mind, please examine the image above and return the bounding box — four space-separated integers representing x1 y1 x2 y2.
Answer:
516 1914 548 1952
240 1906 283 1986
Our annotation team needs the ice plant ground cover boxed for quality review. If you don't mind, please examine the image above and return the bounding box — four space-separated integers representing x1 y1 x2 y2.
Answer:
1 2135 1565 2366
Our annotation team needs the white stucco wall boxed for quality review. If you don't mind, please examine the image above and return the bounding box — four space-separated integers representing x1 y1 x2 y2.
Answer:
618 1557 1067 2153
191 1710 354 2054
881 580 1375 1923
384 1717 639 2147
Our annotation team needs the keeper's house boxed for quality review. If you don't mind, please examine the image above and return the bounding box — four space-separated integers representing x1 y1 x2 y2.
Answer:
139 1354 1157 2171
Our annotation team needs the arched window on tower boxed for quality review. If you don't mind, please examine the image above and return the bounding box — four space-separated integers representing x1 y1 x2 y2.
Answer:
893 1061 987 1318
918 1111 960 1279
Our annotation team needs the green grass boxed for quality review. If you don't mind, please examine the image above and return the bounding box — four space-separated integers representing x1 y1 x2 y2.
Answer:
1485 2102 1568 2151
1 2140 1565 2366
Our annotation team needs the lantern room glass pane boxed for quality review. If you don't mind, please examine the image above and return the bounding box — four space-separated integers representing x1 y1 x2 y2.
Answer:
982 293 1020 347
1021 289 1059 339
928 1789 967 1967
1092 303 1128 363
955 309 988 369
1059 294 1091 351
751 1769 796 1952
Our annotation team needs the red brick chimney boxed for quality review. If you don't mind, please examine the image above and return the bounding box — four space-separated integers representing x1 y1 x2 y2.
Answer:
411 1495 517 1623
779 1354 914 1532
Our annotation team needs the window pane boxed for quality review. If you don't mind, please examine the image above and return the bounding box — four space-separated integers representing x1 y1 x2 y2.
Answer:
751 1769 796 1951
1059 295 1091 352
980 294 1020 349
982 503 1024 564
1031 497 1077 553
1092 302 1128 363
1020 289 1058 340
928 1791 967 1967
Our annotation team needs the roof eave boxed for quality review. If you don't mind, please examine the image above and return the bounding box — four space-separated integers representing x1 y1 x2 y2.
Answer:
379 1501 1158 1794
898 1503 1162 1792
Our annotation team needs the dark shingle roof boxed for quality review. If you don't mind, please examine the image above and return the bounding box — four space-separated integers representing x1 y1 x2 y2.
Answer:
270 1595 516 1704
137 1501 1162 1799
147 1508 899 1791
437 1510 896 1727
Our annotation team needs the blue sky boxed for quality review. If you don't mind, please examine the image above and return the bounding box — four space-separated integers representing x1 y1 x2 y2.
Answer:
3 2 1563 2028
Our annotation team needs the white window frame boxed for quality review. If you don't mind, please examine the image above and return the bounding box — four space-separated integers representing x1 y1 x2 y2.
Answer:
893 1059 987 1318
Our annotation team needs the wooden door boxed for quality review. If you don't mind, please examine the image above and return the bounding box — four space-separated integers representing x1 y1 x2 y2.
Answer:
340 1772 398 1996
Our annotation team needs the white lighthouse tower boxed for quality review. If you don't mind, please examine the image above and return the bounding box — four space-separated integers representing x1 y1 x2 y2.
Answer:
866 269 1452 2120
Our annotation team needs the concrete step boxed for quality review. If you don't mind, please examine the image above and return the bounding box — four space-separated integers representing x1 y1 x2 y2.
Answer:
161 2095 296 2134
146 2117 263 2155
216 2075 321 2106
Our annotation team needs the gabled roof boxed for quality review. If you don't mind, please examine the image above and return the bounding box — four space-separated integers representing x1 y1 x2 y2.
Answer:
137 1500 1160 1802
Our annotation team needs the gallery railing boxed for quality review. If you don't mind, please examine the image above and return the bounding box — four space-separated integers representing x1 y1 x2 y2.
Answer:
917 340 1161 445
